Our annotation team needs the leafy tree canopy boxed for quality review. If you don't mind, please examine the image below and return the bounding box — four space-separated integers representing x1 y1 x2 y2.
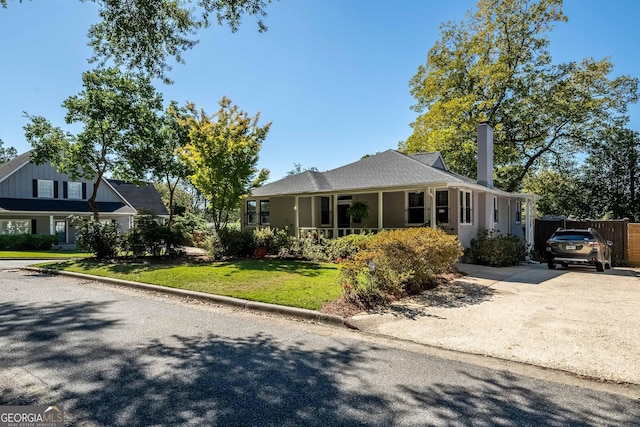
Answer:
286 163 319 177
177 97 270 232
402 0 638 192
0 138 17 164
2 0 272 83
24 67 164 220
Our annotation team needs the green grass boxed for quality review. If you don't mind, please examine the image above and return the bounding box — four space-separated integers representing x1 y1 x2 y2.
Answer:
41 259 343 310
0 250 92 259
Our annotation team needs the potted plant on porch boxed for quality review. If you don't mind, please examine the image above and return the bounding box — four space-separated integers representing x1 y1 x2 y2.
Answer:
346 200 369 223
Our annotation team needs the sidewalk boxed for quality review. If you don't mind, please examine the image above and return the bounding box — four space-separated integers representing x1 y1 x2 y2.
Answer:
348 263 640 385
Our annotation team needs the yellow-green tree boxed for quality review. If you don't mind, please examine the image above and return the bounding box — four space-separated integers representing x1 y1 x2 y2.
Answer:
403 0 638 192
178 97 270 232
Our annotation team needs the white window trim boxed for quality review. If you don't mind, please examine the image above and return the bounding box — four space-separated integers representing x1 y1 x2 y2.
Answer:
0 219 31 235
37 179 54 198
68 181 82 199
435 189 449 225
459 190 473 226
406 191 426 225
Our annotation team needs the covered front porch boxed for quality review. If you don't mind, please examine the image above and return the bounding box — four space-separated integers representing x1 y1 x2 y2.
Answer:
244 185 536 248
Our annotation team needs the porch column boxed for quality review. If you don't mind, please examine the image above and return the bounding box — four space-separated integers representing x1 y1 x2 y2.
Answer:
429 188 436 228
377 191 383 230
49 215 54 235
525 198 535 246
294 196 300 237
333 194 338 237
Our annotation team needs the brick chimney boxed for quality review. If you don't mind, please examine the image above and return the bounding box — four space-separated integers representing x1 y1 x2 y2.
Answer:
477 121 493 188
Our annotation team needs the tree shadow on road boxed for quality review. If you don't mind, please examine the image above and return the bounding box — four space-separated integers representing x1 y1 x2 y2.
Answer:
1 298 637 426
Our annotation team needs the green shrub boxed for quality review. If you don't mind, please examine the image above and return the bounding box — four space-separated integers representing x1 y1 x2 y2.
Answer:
76 221 122 259
218 228 256 257
124 214 187 257
468 230 528 267
340 228 463 302
172 212 212 247
281 232 371 262
203 233 224 259
0 234 59 250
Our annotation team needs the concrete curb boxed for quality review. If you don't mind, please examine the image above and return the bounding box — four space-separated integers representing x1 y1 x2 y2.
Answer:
22 267 357 330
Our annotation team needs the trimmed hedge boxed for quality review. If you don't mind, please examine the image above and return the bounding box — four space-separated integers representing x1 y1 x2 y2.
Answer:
467 230 528 267
0 234 59 250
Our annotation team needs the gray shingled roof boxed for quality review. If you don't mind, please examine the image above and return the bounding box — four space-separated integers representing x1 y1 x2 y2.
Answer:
251 150 477 197
0 151 31 182
107 179 169 216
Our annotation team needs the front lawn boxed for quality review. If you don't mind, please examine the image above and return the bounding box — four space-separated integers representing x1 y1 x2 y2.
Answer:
0 250 92 259
41 259 343 310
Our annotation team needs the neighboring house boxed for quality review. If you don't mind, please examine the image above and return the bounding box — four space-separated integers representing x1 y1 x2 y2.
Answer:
242 123 537 248
0 151 168 244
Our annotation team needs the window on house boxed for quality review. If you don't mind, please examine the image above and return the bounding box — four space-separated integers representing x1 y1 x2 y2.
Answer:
515 201 522 223
259 200 270 225
408 192 425 224
459 190 472 225
0 219 30 235
68 182 82 199
320 197 332 225
246 200 257 225
435 190 449 224
493 197 499 223
37 180 54 198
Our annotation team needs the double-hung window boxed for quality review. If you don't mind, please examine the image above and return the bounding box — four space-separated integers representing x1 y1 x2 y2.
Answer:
37 180 54 198
493 197 499 224
246 201 257 225
259 200 270 225
68 182 82 199
515 201 522 223
435 190 449 224
408 192 425 224
459 190 472 225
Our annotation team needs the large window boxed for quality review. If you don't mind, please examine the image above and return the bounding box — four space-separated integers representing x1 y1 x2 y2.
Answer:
68 182 82 199
436 190 449 224
459 190 472 225
493 197 499 223
246 200 257 225
408 192 425 224
320 197 332 225
37 179 54 198
0 219 30 235
259 200 270 225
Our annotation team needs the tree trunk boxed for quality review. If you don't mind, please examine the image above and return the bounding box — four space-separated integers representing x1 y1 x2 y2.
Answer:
88 175 102 222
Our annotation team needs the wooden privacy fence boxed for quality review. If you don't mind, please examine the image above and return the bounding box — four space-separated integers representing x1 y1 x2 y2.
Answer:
534 219 629 265
628 223 640 267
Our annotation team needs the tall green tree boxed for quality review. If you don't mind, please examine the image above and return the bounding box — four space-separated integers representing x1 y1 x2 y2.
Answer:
24 67 163 221
0 138 17 164
522 168 582 218
578 126 640 221
403 0 638 192
178 97 270 232
2 0 272 83
128 101 193 228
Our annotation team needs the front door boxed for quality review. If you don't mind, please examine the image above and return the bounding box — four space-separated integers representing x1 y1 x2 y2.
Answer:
55 220 66 243
338 204 350 228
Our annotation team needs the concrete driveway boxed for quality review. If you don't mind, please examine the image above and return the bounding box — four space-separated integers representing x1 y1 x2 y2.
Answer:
349 263 640 385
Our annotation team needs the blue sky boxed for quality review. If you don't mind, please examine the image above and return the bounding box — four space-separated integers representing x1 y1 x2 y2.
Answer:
1 0 639 182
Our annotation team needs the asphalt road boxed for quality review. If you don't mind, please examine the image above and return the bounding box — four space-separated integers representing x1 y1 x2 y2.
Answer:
1 261 639 426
